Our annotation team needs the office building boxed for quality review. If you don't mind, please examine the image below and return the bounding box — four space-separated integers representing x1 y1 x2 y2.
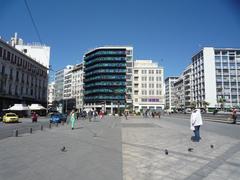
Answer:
71 63 84 110
84 46 133 113
173 64 193 110
165 76 178 110
54 65 73 102
48 82 55 106
133 60 164 112
192 47 240 108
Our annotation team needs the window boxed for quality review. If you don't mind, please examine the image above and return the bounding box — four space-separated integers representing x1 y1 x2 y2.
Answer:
127 62 132 67
10 69 13 79
149 90 154 95
149 77 154 81
142 83 147 88
126 50 132 55
1 65 5 75
135 98 138 102
16 71 19 81
134 70 138 74
215 50 221 55
142 77 147 81
149 70 154 74
7 51 11 61
141 70 147 74
3 49 6 60
149 83 154 88
127 69 132 73
215 56 221 61
0 47 2 57
141 98 147 102
142 90 147 95
156 90 162 95
156 84 162 88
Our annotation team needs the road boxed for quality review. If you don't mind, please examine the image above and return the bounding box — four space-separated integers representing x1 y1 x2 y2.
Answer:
0 114 239 140
162 115 240 139
0 117 50 140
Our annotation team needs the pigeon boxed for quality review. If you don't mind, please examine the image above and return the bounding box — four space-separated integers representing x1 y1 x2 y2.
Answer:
210 145 214 149
188 148 194 152
165 149 168 155
61 146 66 152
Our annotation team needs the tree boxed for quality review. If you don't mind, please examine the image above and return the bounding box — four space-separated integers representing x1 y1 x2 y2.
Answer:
218 97 226 111
202 101 210 111
190 101 196 109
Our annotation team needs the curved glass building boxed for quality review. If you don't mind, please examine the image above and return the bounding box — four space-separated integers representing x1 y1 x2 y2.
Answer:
84 46 133 113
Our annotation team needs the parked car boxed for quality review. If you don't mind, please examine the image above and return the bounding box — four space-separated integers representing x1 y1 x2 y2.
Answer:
50 113 67 123
3 113 19 123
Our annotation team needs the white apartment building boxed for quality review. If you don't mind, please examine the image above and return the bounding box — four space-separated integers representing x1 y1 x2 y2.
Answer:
174 75 184 109
11 33 50 68
57 63 84 111
0 38 48 111
173 64 193 109
192 47 240 108
71 63 84 110
133 60 164 112
48 82 55 106
63 71 72 99
54 65 73 102
165 77 178 110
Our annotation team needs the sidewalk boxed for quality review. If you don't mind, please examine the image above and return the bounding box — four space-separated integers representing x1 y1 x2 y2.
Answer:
0 117 122 180
122 117 240 180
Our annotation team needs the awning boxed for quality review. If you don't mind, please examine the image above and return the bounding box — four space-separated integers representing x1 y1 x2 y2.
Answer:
7 104 30 111
28 104 46 110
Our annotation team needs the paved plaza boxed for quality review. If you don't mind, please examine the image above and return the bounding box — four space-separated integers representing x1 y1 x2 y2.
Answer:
0 115 239 180
122 116 240 180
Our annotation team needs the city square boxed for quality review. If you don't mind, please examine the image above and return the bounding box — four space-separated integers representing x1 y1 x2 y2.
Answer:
1 1 240 179
0 115 239 180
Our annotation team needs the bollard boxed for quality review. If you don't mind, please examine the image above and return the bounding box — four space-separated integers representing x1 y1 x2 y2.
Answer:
13 129 18 137
29 127 33 134
49 123 52 129
61 121 64 126
40 125 43 131
56 123 58 127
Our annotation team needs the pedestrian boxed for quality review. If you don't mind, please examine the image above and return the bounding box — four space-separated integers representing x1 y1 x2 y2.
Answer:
88 109 93 122
124 110 128 120
93 110 98 121
152 112 155 118
190 108 203 142
99 110 104 119
32 111 38 123
158 111 161 119
231 107 237 124
70 109 77 130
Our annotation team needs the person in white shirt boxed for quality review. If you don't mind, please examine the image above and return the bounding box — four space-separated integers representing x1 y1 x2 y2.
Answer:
190 108 203 142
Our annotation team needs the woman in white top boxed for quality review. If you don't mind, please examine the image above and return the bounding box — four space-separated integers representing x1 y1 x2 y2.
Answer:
190 108 203 142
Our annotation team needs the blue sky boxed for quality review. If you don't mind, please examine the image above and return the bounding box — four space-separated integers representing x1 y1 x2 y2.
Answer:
1 0 240 77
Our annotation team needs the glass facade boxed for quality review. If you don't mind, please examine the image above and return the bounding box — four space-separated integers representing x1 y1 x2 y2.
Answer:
84 48 128 104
